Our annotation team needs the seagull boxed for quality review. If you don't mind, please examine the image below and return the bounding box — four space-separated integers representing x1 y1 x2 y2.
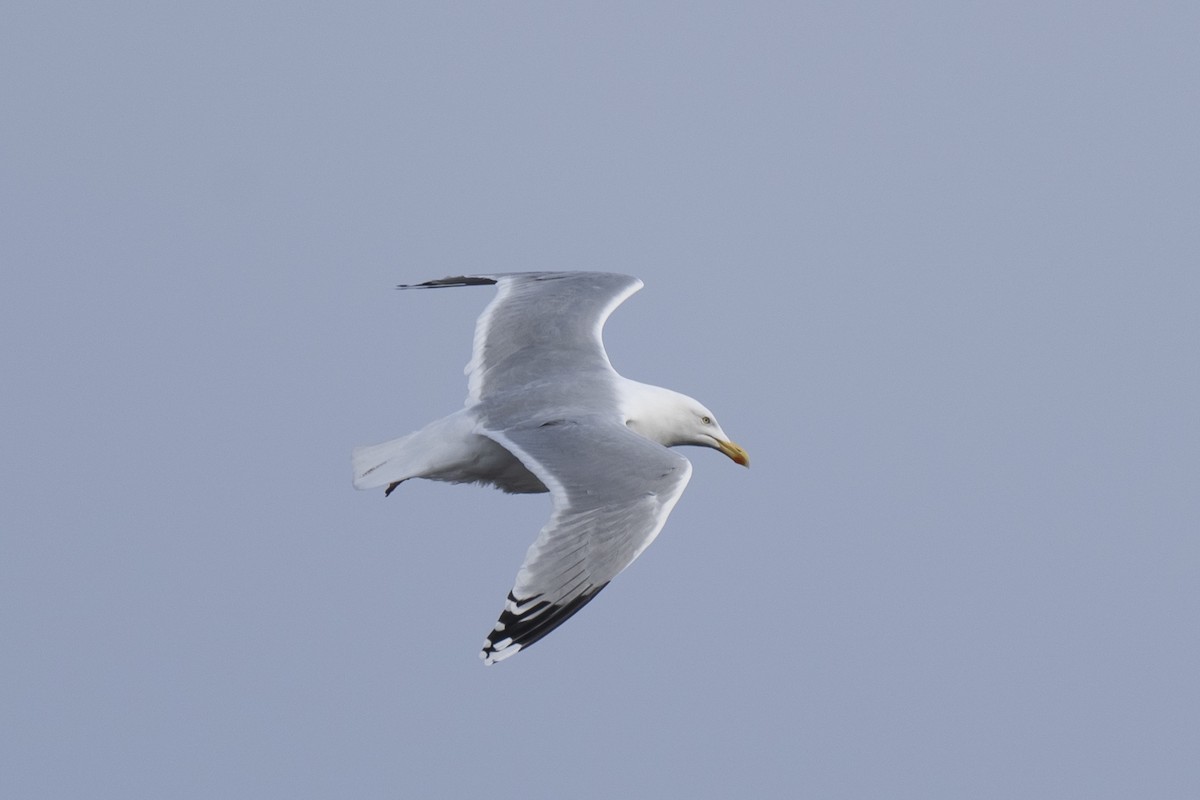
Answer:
352 272 748 663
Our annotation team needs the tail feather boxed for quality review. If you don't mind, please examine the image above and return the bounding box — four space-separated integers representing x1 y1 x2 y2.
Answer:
353 411 545 495
352 434 418 491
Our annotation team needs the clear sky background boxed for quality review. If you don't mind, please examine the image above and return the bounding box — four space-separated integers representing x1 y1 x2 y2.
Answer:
3 3 1198 798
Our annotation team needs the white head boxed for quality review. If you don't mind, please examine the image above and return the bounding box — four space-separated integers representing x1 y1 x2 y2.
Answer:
620 381 749 466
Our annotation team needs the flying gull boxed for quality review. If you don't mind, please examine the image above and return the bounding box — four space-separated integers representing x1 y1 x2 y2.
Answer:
352 272 748 664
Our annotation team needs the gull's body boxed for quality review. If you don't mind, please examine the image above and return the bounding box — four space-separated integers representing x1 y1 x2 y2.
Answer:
353 272 747 664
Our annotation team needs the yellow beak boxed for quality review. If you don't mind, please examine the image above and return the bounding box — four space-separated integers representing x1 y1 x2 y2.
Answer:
715 439 750 467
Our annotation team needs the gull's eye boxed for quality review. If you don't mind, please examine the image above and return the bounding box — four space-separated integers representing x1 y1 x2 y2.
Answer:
701 415 712 425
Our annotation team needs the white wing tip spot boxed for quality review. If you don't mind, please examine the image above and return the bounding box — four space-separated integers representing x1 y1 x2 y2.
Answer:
481 640 522 665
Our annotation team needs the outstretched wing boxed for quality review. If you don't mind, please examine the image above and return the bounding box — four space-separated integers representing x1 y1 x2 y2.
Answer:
478 418 693 664
398 272 643 404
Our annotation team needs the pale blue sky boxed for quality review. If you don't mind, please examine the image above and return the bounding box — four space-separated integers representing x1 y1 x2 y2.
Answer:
3 3 1198 798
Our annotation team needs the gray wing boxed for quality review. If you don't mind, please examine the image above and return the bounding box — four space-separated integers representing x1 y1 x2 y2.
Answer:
478 418 693 664
398 272 643 404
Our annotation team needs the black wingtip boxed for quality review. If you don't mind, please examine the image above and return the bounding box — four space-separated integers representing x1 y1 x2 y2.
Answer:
396 276 498 290
481 584 609 663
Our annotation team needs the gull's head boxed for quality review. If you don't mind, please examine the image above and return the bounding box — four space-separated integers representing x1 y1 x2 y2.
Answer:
621 382 749 467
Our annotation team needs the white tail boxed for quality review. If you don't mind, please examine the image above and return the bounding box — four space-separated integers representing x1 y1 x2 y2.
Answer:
352 410 494 493
352 410 548 495
352 434 419 491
